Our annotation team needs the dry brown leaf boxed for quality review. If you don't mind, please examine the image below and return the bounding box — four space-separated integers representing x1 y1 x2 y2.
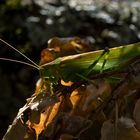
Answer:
101 117 140 140
133 98 140 131
59 133 74 140
62 115 90 135
35 78 44 93
45 98 62 125
69 80 111 116
28 96 63 139
40 36 93 64
31 111 47 138
48 37 93 55
117 117 140 140
3 119 36 140
82 84 98 112
61 80 73 86
100 120 114 140
70 86 86 116
48 37 62 49
82 80 111 112
40 48 56 64
29 110 40 124
70 90 81 108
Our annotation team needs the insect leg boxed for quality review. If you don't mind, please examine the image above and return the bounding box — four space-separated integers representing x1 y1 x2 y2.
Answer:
100 47 110 73
83 48 110 76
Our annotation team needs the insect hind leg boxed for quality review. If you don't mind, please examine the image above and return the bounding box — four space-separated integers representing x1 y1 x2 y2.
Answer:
84 47 110 76
100 47 110 73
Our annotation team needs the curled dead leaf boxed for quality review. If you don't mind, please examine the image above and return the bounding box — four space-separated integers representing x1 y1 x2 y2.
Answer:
61 80 73 86
27 96 63 139
40 36 93 65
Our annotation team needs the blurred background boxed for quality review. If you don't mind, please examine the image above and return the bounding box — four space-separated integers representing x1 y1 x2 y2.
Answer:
0 0 140 138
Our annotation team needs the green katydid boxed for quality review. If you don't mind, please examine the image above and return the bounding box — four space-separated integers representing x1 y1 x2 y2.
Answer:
40 42 140 84
0 38 140 95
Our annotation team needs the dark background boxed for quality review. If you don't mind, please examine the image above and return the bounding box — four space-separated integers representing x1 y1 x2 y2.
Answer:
0 0 140 138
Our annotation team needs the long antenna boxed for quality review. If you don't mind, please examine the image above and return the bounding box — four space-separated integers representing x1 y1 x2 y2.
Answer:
0 58 39 70
0 38 39 68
